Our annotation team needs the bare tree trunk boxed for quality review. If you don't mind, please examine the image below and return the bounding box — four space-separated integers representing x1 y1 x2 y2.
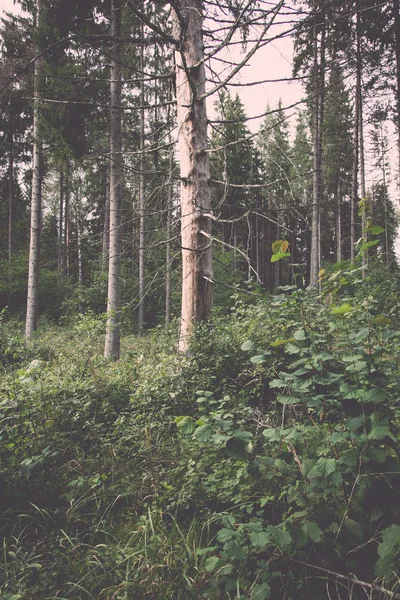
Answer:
165 147 173 327
76 202 83 311
310 23 320 287
336 179 342 262
275 211 280 288
357 8 367 276
233 223 237 271
255 213 260 280
26 0 44 339
8 132 13 294
266 191 272 292
359 87 367 274
58 166 64 275
138 32 145 332
102 170 110 272
104 0 123 359
64 163 70 277
393 0 400 187
173 0 213 353
351 84 359 262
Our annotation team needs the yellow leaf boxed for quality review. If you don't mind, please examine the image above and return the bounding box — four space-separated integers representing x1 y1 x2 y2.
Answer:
272 240 283 254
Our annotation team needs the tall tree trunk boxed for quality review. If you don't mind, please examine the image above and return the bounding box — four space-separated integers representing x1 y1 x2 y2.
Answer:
336 178 342 262
310 22 320 287
233 223 237 271
8 130 13 295
104 0 123 359
102 170 110 272
64 163 70 277
165 147 173 327
317 18 325 280
173 0 213 353
393 0 400 186
275 211 281 288
58 166 64 275
359 82 367 274
26 0 44 339
351 84 359 261
138 33 145 332
76 203 83 311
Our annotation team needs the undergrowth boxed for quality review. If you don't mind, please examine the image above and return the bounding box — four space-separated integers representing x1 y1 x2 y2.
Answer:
1 263 400 599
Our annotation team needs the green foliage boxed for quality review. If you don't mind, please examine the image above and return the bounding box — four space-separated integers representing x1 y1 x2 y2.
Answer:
2 263 400 598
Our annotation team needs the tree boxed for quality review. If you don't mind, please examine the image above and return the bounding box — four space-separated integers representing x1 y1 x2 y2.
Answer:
104 0 123 359
25 0 45 339
173 0 213 353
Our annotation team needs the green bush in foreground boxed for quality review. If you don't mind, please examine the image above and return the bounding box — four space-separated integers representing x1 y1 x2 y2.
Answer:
0 265 400 598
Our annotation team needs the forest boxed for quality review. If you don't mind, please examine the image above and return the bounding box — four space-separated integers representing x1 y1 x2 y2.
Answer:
1 0 400 598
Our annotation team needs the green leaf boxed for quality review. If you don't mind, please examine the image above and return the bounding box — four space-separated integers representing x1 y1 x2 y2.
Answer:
378 524 400 557
346 415 365 431
223 540 247 560
175 416 196 435
193 424 213 443
277 394 300 405
250 531 272 547
368 225 385 234
270 338 293 347
241 340 255 351
217 528 235 543
262 428 282 442
361 388 387 404
351 328 369 343
293 329 306 341
205 556 224 571
271 527 292 550
308 458 336 479
301 459 315 477
286 343 300 354
368 413 390 440
372 315 391 326
301 520 323 543
252 583 271 600
271 252 291 263
215 418 233 432
250 354 266 364
226 437 249 461
331 304 352 315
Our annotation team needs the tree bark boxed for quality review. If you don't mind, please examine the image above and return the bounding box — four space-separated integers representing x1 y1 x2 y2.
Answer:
138 31 145 332
25 0 44 339
173 0 213 353
336 179 342 262
351 82 359 261
58 166 64 275
393 0 400 186
165 147 173 327
64 163 70 277
104 0 123 359
8 126 13 295
310 22 320 287
102 169 110 272
359 78 367 273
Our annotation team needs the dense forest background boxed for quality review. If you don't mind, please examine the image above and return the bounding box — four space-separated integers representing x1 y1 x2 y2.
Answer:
1 1 400 598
